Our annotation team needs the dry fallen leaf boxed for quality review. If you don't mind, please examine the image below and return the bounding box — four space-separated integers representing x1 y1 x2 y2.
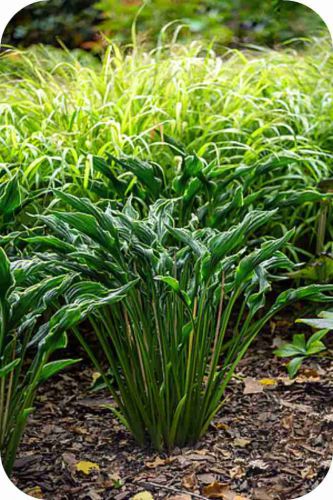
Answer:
62 451 77 473
182 472 198 491
281 414 294 430
202 481 247 500
249 460 268 471
145 456 176 468
244 377 277 394
75 460 100 475
195 448 211 456
71 425 89 435
198 473 216 484
302 367 320 379
233 438 251 448
278 377 295 387
296 371 321 383
86 490 102 500
253 488 274 500
301 466 317 480
203 481 230 499
229 466 246 479
185 451 214 462
219 449 232 459
24 486 44 499
131 492 154 500
216 422 230 431
243 377 263 395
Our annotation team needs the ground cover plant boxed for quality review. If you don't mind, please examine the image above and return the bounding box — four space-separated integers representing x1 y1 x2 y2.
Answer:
274 309 333 377
274 329 330 378
24 192 333 451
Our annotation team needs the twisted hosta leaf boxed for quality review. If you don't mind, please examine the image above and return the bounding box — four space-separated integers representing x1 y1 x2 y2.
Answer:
105 154 163 198
272 284 333 312
9 274 74 330
203 210 279 277
24 235 77 254
0 247 14 300
39 359 80 383
0 177 21 216
235 230 294 287
52 211 116 251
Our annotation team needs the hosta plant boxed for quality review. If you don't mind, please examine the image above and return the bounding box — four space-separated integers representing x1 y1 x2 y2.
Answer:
28 192 333 450
0 247 133 476
0 248 81 475
92 151 333 258
300 310 333 331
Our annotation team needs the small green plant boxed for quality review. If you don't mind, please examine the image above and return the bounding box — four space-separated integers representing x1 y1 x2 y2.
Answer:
27 192 333 450
274 330 329 378
278 310 333 377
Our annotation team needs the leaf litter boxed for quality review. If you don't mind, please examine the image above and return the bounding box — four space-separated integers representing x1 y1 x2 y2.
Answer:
12 310 333 499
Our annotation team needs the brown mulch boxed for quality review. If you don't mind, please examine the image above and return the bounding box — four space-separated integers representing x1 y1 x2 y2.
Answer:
12 313 333 500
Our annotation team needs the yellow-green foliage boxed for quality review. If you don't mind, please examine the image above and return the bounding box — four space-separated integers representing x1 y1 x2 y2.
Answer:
0 39 332 188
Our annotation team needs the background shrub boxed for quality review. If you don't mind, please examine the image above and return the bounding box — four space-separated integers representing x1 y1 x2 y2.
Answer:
2 0 327 50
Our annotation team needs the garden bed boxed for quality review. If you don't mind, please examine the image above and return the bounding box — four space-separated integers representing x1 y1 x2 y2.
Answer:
13 311 333 500
1 28 333 500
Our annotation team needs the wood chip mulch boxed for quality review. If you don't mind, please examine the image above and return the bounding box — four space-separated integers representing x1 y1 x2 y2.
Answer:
11 312 333 500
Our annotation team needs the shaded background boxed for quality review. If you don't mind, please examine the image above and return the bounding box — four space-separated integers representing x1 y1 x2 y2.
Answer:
1 0 328 51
